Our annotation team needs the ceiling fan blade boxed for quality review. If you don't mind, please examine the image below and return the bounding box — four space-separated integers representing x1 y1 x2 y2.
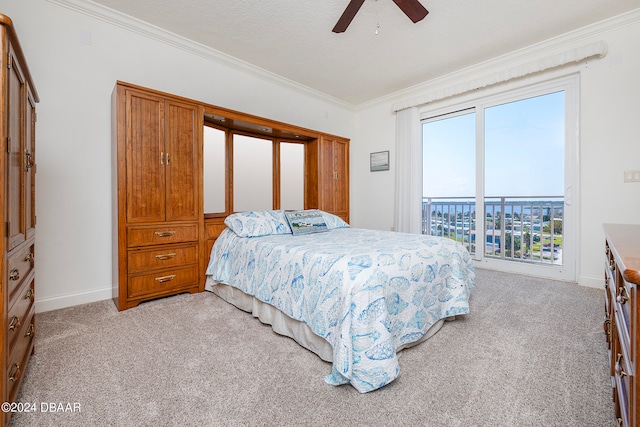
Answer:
392 0 429 23
332 0 366 33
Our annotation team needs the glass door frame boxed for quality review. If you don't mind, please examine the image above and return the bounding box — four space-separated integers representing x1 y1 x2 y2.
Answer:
420 74 579 282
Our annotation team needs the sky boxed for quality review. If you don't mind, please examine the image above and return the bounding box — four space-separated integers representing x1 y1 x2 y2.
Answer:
422 91 565 199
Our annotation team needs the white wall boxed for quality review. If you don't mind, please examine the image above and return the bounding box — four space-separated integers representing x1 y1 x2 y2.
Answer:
0 0 355 312
350 10 640 288
4 0 638 312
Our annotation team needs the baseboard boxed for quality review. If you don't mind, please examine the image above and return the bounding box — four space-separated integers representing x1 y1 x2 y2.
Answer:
579 274 604 289
35 287 113 313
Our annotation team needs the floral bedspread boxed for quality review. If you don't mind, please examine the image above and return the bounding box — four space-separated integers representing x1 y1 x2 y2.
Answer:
206 227 475 392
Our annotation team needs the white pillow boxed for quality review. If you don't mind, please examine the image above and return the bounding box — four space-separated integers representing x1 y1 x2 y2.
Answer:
321 211 350 229
224 210 292 237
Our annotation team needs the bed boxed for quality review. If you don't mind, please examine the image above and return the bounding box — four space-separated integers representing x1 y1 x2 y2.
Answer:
205 209 475 393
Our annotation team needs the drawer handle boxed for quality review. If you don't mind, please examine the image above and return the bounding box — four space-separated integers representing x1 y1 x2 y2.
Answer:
615 353 628 377
603 315 611 338
9 269 20 281
25 287 34 301
155 231 176 237
155 253 176 261
617 287 629 304
8 363 20 382
25 252 34 263
155 275 176 283
9 315 20 331
25 323 35 337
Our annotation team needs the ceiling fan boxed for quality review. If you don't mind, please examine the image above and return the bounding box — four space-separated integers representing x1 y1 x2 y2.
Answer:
332 0 429 33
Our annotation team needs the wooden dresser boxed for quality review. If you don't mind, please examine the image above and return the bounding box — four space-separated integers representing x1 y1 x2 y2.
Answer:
603 224 640 427
0 14 38 425
112 82 204 311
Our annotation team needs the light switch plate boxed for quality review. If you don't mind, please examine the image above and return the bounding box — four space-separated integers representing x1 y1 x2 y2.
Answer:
624 170 640 182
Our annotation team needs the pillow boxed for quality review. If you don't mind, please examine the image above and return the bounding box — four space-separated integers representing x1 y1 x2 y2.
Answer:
224 210 292 237
285 210 329 236
321 211 349 229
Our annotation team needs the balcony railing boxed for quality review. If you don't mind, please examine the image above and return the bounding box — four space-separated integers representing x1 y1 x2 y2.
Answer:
422 196 564 265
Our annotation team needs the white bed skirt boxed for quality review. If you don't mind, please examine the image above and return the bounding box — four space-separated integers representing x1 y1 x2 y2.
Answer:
205 276 446 362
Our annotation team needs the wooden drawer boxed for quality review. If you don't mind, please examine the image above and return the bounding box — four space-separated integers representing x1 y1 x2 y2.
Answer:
128 243 198 274
127 223 199 247
5 306 35 403
615 282 632 357
6 277 35 353
6 241 35 300
614 348 631 427
128 265 199 299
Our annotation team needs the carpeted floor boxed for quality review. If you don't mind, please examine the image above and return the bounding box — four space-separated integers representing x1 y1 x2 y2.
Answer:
9 269 614 426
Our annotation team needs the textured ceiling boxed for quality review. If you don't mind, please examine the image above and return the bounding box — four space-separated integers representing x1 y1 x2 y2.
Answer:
88 0 640 105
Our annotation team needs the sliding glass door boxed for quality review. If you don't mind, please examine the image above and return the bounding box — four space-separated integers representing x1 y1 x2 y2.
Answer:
422 76 578 281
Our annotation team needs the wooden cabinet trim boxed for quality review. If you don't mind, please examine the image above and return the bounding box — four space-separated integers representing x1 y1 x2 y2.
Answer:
0 14 38 424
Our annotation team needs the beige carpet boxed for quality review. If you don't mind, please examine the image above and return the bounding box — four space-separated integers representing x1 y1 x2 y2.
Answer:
9 269 614 426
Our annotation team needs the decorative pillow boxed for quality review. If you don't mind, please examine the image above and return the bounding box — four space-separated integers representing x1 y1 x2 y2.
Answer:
321 211 349 229
285 210 329 236
224 210 292 237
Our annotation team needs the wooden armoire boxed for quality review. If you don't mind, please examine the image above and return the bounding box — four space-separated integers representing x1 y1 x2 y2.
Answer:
0 15 38 424
112 82 204 311
305 135 349 223
113 81 350 310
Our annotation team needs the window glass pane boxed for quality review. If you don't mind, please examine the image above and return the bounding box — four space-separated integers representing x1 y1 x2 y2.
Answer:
422 111 476 198
280 142 304 210
484 91 564 197
233 134 273 211
422 111 476 253
203 126 226 213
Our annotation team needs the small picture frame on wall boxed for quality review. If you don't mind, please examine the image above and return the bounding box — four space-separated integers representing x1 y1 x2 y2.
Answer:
370 150 390 172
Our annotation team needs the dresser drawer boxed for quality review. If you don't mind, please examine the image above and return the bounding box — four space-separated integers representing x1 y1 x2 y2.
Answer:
614 349 631 427
6 278 35 353
127 223 199 247
6 242 35 300
128 244 198 273
127 265 199 299
5 306 35 403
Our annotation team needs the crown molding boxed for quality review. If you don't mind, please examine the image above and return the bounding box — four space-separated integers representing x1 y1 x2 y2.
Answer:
47 0 356 110
358 7 640 111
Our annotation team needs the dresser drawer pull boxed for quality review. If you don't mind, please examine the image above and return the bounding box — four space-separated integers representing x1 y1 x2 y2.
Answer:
25 252 34 263
155 253 176 261
25 323 35 338
155 231 176 237
9 315 20 331
25 287 34 301
615 353 628 377
155 275 176 283
603 315 611 341
9 269 20 281
8 363 20 382
617 287 629 304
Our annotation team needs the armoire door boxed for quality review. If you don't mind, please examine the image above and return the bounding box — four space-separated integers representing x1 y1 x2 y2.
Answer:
6 43 26 251
164 99 200 222
331 138 349 221
25 89 36 240
318 136 349 222
125 89 166 223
